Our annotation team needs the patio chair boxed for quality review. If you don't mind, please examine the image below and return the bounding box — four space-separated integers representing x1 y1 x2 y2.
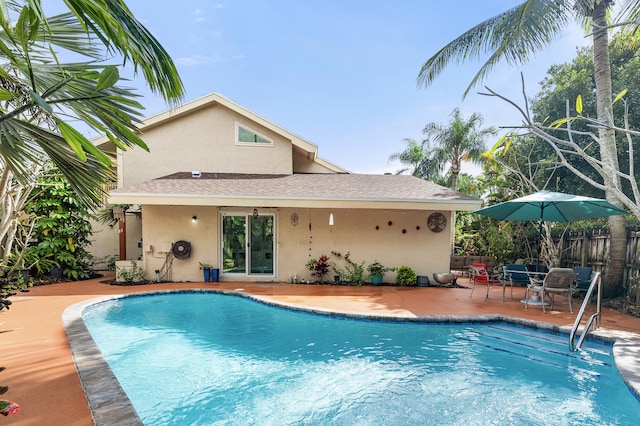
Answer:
469 263 502 301
525 267 577 313
502 264 530 301
573 266 593 293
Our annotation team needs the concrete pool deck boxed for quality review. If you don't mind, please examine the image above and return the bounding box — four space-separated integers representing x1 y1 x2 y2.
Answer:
1 272 639 425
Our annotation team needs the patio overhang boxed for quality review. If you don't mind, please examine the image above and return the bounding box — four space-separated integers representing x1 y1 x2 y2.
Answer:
108 193 479 211
108 172 481 212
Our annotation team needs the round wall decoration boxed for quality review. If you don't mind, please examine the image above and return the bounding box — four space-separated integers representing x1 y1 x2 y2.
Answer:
172 240 192 259
427 212 447 233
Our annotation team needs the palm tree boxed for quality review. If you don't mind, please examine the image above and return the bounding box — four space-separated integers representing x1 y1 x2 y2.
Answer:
424 108 496 192
0 0 184 207
388 137 438 178
417 0 631 296
0 1 184 275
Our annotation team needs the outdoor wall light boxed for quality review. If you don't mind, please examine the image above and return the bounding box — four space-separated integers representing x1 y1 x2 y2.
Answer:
329 213 334 226
192 215 197 223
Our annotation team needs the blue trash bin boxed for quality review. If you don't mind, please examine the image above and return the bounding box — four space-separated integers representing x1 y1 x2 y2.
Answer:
211 268 219 282
203 268 211 282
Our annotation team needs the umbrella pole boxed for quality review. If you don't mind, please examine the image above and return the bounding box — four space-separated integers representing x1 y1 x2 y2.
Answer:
536 203 547 272
522 218 549 307
537 219 543 271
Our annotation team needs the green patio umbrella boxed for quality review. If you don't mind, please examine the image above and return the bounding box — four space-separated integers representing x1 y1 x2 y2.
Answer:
474 190 627 223
473 190 627 267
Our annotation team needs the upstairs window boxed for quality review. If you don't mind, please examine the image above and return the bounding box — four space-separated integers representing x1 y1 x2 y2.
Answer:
236 123 273 146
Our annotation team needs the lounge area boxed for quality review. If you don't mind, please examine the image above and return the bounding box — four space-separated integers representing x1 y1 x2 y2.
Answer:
450 255 498 276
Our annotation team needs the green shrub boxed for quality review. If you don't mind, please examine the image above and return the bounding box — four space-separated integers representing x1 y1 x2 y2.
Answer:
25 167 94 280
331 251 366 286
396 265 417 286
116 260 145 283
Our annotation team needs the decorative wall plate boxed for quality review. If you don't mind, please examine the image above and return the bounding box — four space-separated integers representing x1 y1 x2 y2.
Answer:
427 212 447 232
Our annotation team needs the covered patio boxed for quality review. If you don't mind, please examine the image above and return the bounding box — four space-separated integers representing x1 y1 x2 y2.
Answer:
2 273 639 425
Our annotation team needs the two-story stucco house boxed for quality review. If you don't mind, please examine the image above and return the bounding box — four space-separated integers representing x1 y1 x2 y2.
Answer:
97 92 480 283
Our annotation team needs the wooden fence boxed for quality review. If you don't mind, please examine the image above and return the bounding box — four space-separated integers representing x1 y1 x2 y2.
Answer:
557 227 640 301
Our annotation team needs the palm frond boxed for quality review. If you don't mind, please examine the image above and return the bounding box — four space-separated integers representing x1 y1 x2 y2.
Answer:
61 0 184 104
12 119 114 206
0 0 184 103
417 0 574 97
615 0 640 31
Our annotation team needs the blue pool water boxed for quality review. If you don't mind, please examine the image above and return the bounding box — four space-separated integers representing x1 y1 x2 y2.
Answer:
82 292 639 425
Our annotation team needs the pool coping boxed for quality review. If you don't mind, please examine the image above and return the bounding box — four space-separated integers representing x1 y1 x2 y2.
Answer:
62 288 640 425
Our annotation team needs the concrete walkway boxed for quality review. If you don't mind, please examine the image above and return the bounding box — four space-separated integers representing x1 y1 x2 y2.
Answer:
1 273 639 425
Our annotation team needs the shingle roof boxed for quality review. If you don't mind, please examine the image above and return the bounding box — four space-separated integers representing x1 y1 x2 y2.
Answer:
109 173 480 211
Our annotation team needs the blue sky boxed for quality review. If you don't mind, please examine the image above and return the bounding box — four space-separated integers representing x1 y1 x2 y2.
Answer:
119 0 589 174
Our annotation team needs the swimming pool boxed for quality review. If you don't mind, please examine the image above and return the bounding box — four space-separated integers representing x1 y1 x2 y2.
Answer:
80 291 639 425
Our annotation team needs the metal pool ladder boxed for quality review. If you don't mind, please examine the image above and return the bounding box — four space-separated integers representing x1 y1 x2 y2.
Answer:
569 272 602 351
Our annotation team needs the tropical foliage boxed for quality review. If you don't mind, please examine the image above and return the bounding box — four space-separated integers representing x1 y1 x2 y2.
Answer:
0 0 184 281
388 137 438 178
0 0 183 207
0 1 183 412
531 31 640 198
423 108 496 191
23 167 94 280
417 0 640 296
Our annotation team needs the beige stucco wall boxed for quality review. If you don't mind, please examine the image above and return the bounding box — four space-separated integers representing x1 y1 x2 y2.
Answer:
120 103 294 186
138 205 450 283
141 205 219 282
278 208 450 283
88 213 142 269
292 149 335 173
88 220 119 269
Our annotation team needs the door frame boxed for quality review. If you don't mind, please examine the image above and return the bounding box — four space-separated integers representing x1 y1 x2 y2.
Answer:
219 210 277 278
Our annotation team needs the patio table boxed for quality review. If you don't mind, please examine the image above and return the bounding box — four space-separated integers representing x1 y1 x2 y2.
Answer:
520 271 549 307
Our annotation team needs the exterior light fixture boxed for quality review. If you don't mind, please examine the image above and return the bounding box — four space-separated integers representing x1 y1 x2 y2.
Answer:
329 213 334 226
192 216 197 223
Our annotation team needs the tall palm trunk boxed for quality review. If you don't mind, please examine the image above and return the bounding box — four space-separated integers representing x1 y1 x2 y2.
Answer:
592 2 626 296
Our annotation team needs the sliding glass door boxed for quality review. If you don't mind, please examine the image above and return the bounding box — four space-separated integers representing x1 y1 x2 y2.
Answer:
221 213 275 276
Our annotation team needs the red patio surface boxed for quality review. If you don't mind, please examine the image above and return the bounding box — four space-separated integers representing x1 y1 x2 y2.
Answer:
1 272 639 425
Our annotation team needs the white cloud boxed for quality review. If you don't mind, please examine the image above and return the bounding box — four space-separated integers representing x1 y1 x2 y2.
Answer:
194 8 206 22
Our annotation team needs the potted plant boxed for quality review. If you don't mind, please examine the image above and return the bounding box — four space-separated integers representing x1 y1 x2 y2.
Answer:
305 254 331 283
367 261 395 285
396 265 417 286
199 262 213 282
332 265 343 284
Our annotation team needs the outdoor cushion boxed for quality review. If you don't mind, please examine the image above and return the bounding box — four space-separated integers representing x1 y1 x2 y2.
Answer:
503 264 530 285
450 256 466 272
480 256 498 271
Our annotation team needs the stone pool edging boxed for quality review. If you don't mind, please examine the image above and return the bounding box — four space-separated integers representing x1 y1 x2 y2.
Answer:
62 288 640 424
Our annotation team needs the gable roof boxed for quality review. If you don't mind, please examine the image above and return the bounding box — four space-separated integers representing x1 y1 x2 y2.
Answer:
94 92 347 174
109 172 480 211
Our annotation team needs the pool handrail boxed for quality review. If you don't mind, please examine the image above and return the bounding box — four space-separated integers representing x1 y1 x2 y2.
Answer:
569 272 602 351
